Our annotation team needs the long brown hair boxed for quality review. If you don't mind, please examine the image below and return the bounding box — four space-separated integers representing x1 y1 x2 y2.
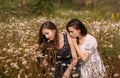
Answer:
38 21 59 49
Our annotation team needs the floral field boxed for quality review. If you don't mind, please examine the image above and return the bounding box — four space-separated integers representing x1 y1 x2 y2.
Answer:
0 14 120 78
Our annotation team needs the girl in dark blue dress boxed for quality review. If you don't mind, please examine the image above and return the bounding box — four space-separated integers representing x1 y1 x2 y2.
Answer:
55 34 80 78
37 21 80 78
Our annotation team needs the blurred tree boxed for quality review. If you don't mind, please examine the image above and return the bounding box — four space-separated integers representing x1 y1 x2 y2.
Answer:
0 0 4 8
29 0 54 16
54 0 73 5
105 0 120 20
54 0 64 5
85 0 94 8
72 0 101 10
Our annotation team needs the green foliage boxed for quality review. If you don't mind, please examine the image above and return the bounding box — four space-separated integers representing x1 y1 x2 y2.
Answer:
0 0 18 20
0 0 55 21
29 0 54 16
0 0 120 21
62 0 73 5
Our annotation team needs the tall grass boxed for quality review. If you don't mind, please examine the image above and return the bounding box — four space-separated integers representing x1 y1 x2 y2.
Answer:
0 12 120 78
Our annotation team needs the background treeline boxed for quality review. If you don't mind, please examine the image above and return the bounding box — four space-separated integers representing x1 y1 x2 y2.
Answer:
0 0 120 21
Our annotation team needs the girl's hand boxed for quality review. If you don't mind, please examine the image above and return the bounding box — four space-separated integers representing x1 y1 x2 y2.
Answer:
63 70 71 78
71 38 77 46
40 59 48 68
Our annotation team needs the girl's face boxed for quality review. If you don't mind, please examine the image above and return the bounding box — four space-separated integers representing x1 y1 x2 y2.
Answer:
68 26 80 38
42 28 55 41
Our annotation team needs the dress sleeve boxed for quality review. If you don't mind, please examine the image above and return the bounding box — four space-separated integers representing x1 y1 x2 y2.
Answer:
85 38 97 54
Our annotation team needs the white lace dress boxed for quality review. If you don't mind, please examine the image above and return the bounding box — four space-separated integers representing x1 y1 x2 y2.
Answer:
79 34 106 78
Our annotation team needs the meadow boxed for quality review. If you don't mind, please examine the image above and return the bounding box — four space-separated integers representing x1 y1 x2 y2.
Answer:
0 10 120 78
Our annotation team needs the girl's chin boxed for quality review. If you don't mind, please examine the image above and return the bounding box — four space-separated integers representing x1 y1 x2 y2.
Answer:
70 36 76 38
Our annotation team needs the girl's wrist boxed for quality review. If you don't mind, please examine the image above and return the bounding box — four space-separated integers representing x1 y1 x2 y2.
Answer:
74 44 78 47
66 67 72 72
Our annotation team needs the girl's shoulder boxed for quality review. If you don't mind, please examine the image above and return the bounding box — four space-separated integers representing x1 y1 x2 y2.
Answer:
63 34 72 44
60 33 70 39
85 34 97 46
86 34 96 41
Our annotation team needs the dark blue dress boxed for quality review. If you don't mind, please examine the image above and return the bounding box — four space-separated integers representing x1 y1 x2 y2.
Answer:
55 34 80 78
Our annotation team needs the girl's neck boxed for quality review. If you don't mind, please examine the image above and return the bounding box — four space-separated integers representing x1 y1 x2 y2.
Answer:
56 33 64 49
58 33 63 43
78 35 86 45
